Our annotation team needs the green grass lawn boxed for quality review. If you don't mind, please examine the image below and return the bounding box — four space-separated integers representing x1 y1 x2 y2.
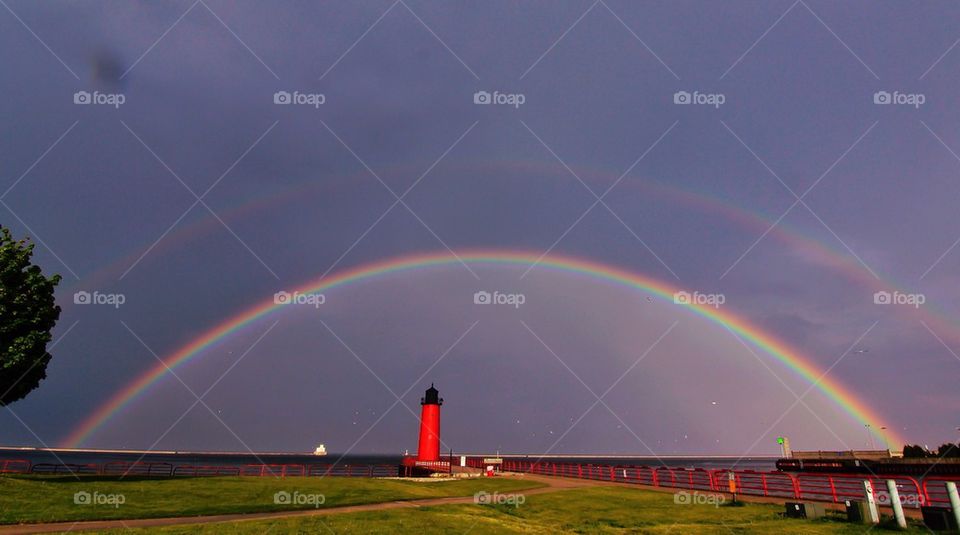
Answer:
0 475 542 525
102 486 932 534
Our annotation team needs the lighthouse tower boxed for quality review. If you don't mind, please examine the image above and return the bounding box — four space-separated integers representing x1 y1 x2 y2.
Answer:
416 384 443 462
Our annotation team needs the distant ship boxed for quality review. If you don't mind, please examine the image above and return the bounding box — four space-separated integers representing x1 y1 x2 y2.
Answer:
313 444 327 456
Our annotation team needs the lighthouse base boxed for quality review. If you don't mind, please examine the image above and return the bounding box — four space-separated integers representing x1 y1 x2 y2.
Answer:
399 455 452 477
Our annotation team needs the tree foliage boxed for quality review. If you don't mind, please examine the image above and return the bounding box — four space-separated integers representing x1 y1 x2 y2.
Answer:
0 226 61 406
902 443 960 458
936 443 960 458
902 444 930 458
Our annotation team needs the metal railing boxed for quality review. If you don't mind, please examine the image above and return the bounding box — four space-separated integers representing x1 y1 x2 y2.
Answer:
0 458 398 478
477 458 958 509
0 459 30 473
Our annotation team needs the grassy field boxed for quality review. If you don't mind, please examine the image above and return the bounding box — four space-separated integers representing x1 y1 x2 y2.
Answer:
99 486 932 534
2 475 936 533
0 475 542 525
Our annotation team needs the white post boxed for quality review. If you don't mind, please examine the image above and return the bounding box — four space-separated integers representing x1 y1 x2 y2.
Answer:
862 480 880 524
886 480 907 529
947 482 960 530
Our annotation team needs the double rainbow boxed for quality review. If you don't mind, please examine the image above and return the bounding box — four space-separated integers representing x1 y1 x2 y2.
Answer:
63 250 902 448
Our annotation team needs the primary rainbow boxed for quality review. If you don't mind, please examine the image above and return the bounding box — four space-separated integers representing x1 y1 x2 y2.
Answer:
64 250 903 448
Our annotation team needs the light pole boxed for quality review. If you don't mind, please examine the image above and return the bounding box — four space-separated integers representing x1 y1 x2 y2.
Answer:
865 424 875 450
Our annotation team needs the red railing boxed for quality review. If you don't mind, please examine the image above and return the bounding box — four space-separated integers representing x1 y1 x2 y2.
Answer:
711 469 798 499
30 463 100 475
241 463 397 477
794 474 924 507
311 464 396 477
0 459 397 479
413 460 452 472
0 459 31 474
103 461 173 477
478 458 958 509
172 465 241 477
923 477 960 507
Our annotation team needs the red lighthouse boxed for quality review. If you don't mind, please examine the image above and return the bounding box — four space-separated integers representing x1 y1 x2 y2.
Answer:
416 384 442 462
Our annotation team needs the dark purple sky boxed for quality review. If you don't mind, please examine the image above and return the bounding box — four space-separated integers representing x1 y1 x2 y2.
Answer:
1 0 959 455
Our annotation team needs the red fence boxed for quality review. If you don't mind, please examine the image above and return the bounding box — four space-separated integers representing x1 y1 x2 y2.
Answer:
476 459 959 509
794 474 923 507
923 477 960 508
0 459 397 478
103 461 173 477
173 465 241 477
0 459 31 474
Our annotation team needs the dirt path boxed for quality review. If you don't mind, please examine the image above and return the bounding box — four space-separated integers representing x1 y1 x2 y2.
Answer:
0 475 590 534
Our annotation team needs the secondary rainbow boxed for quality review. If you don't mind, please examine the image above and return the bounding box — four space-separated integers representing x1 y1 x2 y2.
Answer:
66 158 960 352
63 250 903 448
